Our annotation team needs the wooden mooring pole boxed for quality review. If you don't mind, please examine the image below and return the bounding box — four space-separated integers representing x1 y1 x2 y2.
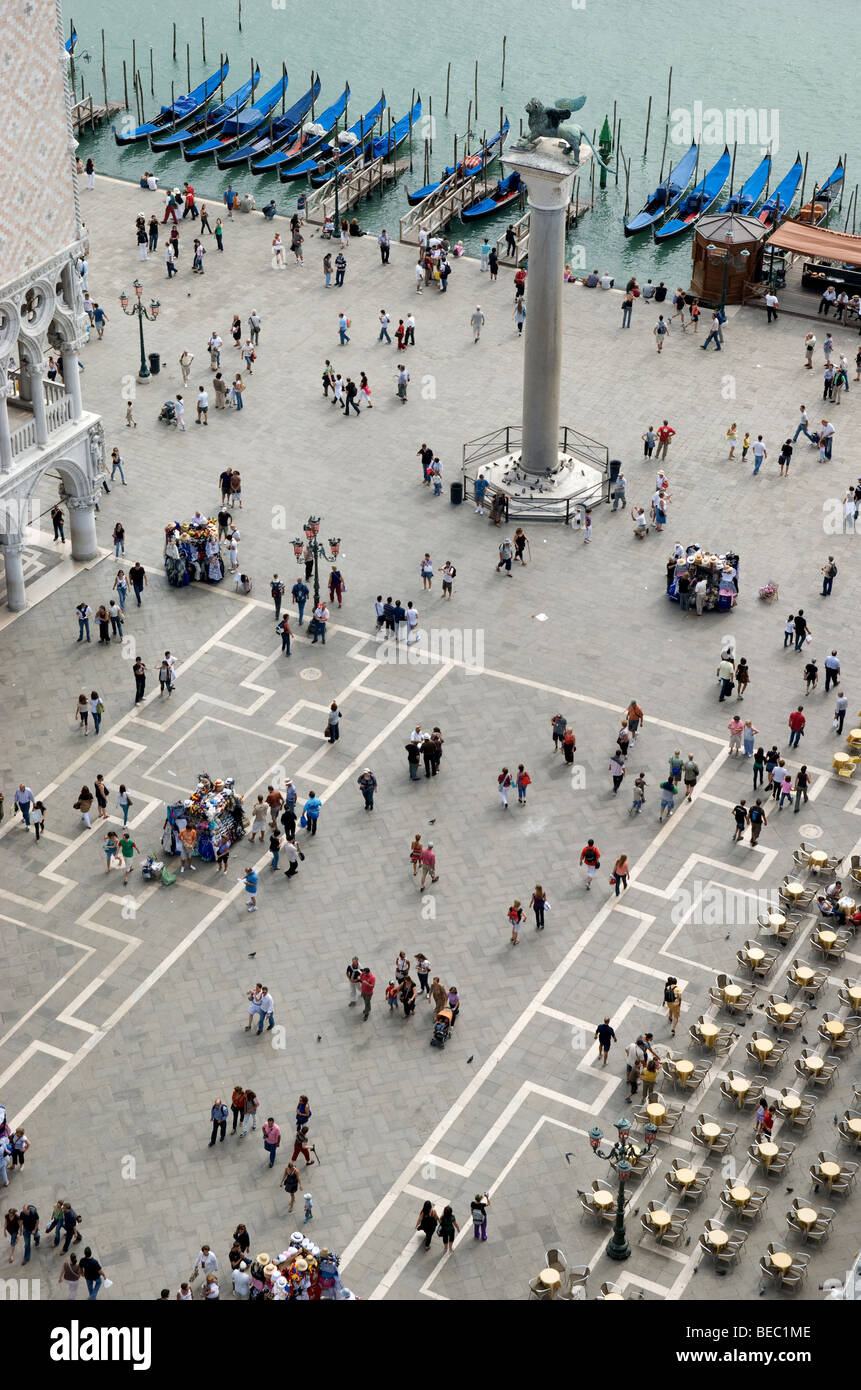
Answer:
643 94 652 158
444 62 450 117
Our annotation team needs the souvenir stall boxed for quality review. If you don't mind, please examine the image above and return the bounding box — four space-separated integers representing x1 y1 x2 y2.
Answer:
162 773 246 862
246 1238 357 1301
164 518 225 587
666 545 739 612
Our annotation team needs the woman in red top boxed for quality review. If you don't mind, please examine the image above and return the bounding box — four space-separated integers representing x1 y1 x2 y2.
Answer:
508 901 524 945
516 765 531 804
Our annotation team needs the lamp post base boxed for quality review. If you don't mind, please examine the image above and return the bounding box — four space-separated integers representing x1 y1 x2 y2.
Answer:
605 1234 631 1261
138 366 150 380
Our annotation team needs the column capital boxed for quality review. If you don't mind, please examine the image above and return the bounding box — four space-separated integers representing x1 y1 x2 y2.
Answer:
502 139 580 211
66 493 99 511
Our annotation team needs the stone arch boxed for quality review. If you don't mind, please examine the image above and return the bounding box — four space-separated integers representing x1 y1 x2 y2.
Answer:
21 453 96 505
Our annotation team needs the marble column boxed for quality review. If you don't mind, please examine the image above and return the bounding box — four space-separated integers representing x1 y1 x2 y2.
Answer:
0 538 26 611
67 495 98 561
27 361 48 447
500 140 577 477
0 392 12 473
62 345 83 421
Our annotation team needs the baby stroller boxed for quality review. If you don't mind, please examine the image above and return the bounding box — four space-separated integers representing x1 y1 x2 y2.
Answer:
430 1006 453 1050
158 400 177 426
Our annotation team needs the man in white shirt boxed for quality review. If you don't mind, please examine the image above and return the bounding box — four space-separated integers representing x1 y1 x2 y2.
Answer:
13 784 35 828
76 601 93 641
405 603 419 645
793 405 815 443
255 989 275 1035
208 333 222 368
196 386 209 424
765 290 779 323
193 1246 218 1277
599 272 614 290
819 419 835 459
405 313 416 347
378 229 390 264
823 650 841 692
228 536 239 571
378 310 391 344
232 1262 251 1299
641 280 656 299
751 436 767 474
818 285 837 316
410 725 423 743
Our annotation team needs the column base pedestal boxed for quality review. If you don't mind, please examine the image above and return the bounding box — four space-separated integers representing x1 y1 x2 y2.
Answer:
473 449 605 521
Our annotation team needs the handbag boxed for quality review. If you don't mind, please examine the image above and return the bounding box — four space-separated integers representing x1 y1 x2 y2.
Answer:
299 813 307 829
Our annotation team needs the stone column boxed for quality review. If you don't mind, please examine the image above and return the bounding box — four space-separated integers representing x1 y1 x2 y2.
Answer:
0 391 12 473
27 361 48 447
62 346 84 421
67 494 98 561
500 140 577 477
0 538 27 611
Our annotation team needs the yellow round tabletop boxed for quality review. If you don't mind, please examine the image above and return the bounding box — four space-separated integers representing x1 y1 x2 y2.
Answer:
781 1093 802 1112
539 1267 561 1289
699 1023 720 1043
754 1037 774 1055
675 1167 697 1185
650 1209 672 1229
785 882 805 897
773 1001 794 1019
809 851 828 866
848 986 861 1006
834 753 851 766
848 730 861 743
646 1103 666 1123
804 1054 824 1071
707 1229 729 1248
848 1118 861 1135
730 1185 750 1204
796 1207 818 1226
730 1076 749 1093
769 913 787 929
674 1059 694 1078
746 947 766 962
839 898 856 912
758 1141 779 1161
818 930 838 947
824 1018 845 1036
724 983 743 1000
702 1122 722 1140
794 966 815 983
770 1251 793 1271
820 1161 841 1179
593 1190 614 1208
603 1292 625 1300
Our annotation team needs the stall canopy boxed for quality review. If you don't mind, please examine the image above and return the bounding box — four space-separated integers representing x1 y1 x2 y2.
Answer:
766 219 861 265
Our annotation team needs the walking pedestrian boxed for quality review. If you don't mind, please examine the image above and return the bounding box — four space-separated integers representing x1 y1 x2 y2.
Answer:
359 966 375 1021
357 769 377 810
281 1163 302 1213
437 1205 459 1255
531 884 549 930
579 839 600 889
594 1018 616 1067
516 764 531 804
663 977 681 1036
470 306 485 342
209 1098 228 1146
821 556 838 596
262 1116 281 1168
612 853 630 896
498 767 512 809
419 842 439 888
748 799 767 846
416 1201 439 1250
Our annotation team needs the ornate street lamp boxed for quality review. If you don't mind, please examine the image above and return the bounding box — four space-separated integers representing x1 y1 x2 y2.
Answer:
119 279 160 380
301 516 341 606
588 1117 658 1261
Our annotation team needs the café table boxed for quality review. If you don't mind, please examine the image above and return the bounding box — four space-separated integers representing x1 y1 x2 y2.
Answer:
780 1093 802 1114
729 1185 750 1206
730 1077 750 1108
758 1141 779 1167
674 1059 694 1082
674 1167 697 1189
593 1190 615 1211
768 913 787 932
809 851 829 870
723 983 743 1002
646 1102 667 1126
793 966 815 987
795 1207 818 1229
770 1250 792 1271
538 1267 561 1297
603 1292 625 1300
753 1037 774 1058
848 1118 861 1137
833 753 852 768
823 1019 845 1039
847 729 861 747
838 897 856 914
847 986 861 1008
649 1209 672 1233
746 946 766 965
706 1229 729 1249
701 1122 722 1144
819 1161 841 1188
784 882 805 901
698 1023 720 1047
817 930 838 948
772 1001 794 1021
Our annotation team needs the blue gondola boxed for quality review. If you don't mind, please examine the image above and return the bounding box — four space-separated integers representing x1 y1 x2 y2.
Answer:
250 86 349 176
306 97 422 188
462 171 522 221
215 78 321 169
187 71 292 164
756 152 803 226
797 157 845 227
624 143 699 236
653 145 731 242
281 95 386 183
149 68 260 152
406 119 509 205
717 152 772 215
112 58 230 146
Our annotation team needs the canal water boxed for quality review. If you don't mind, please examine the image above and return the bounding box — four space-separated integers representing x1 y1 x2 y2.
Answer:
70 0 854 282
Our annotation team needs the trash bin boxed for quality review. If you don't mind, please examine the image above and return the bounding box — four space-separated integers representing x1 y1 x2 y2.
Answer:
450 481 463 506
148 352 160 376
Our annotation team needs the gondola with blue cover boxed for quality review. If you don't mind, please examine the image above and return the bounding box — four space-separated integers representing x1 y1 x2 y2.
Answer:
113 58 230 146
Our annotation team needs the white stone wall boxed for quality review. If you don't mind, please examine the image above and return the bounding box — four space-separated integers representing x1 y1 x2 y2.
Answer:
0 0 80 285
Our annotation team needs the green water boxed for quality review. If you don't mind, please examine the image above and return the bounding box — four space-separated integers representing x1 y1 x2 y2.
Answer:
71 0 854 280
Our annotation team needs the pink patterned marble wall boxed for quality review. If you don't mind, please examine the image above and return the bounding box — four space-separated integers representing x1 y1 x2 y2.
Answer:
0 0 80 285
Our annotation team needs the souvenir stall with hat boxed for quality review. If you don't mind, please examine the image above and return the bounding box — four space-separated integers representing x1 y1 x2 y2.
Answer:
666 544 739 612
244 1239 355 1300
164 517 225 587
162 772 246 862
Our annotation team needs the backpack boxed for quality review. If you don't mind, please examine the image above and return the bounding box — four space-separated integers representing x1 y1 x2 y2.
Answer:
829 562 838 577
663 983 677 1004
